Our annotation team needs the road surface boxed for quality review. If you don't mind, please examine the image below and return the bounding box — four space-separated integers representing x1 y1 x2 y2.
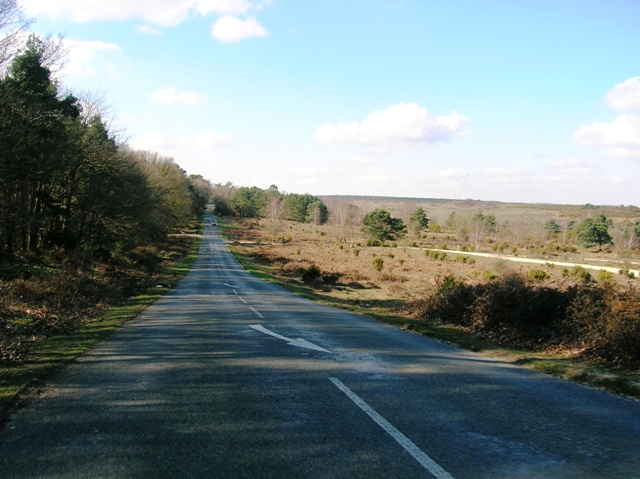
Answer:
1 213 639 478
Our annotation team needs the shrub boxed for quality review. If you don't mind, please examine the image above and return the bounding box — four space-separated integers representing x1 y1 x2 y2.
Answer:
597 270 614 284
418 274 476 326
301 264 322 283
619 267 635 278
564 284 640 367
126 246 162 273
528 269 549 282
372 257 384 272
482 271 498 281
321 272 341 285
468 273 568 345
571 266 592 283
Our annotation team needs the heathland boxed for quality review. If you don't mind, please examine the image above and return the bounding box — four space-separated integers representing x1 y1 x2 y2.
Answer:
219 196 640 399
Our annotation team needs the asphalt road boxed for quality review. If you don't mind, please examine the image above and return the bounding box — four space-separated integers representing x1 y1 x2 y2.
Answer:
1 213 639 479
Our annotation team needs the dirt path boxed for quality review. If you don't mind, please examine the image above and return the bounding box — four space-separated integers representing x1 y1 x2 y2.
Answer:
428 249 640 277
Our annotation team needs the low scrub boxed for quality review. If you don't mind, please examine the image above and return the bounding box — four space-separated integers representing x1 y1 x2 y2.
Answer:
416 273 640 368
0 226 199 365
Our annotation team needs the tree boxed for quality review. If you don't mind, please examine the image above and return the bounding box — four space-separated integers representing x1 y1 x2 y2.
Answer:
560 219 576 245
211 181 236 216
0 36 80 252
264 191 286 242
409 207 429 235
470 211 496 248
329 199 358 243
284 193 327 224
543 219 560 235
362 209 406 242
0 0 32 70
188 174 213 216
306 200 328 225
619 220 640 250
576 213 612 250
230 186 265 218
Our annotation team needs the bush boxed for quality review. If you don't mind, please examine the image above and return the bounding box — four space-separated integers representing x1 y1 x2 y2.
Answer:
528 269 549 282
321 272 341 285
564 284 640 367
126 246 162 273
597 270 614 284
416 272 640 367
571 266 592 283
301 264 322 283
418 275 476 326
482 271 498 281
372 257 384 272
468 274 568 345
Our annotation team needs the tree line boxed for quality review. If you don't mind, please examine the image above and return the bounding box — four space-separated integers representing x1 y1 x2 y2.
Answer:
212 183 328 225
0 34 211 259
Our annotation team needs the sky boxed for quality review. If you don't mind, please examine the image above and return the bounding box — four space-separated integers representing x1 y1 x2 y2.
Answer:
15 0 640 205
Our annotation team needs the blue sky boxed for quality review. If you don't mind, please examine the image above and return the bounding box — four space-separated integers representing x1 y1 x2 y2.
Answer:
17 0 640 205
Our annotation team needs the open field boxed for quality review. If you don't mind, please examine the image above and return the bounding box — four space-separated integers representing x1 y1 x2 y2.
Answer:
220 198 640 399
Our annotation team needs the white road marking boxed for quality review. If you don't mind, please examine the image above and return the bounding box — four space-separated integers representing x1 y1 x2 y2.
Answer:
239 296 247 303
249 325 331 353
223 283 239 289
250 324 289 341
329 377 456 479
249 307 265 319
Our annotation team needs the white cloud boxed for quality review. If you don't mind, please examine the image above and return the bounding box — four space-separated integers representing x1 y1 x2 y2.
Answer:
574 114 640 158
59 39 122 77
605 76 640 111
347 155 370 164
211 15 268 42
315 103 469 146
135 25 163 36
352 174 390 185
150 87 208 106
551 158 599 175
130 130 234 156
196 0 271 15
21 0 270 28
106 63 122 80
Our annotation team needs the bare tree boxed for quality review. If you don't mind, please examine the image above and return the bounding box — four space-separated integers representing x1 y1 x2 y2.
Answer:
264 193 286 242
0 0 32 71
329 199 358 243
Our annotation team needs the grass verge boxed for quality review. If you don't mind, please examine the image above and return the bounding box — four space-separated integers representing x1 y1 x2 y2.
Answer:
0 234 202 426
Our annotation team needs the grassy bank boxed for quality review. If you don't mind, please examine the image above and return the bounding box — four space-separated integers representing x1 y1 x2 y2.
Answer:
0 223 203 425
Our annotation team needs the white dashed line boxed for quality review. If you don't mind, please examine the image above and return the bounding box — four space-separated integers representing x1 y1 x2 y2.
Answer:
329 377 455 479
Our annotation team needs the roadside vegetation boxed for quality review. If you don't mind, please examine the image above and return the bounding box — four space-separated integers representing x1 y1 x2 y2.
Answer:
0 16 213 424
215 193 640 400
0 219 203 424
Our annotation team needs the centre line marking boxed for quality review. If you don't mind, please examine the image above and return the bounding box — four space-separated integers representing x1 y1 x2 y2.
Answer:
249 307 264 319
329 377 455 479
